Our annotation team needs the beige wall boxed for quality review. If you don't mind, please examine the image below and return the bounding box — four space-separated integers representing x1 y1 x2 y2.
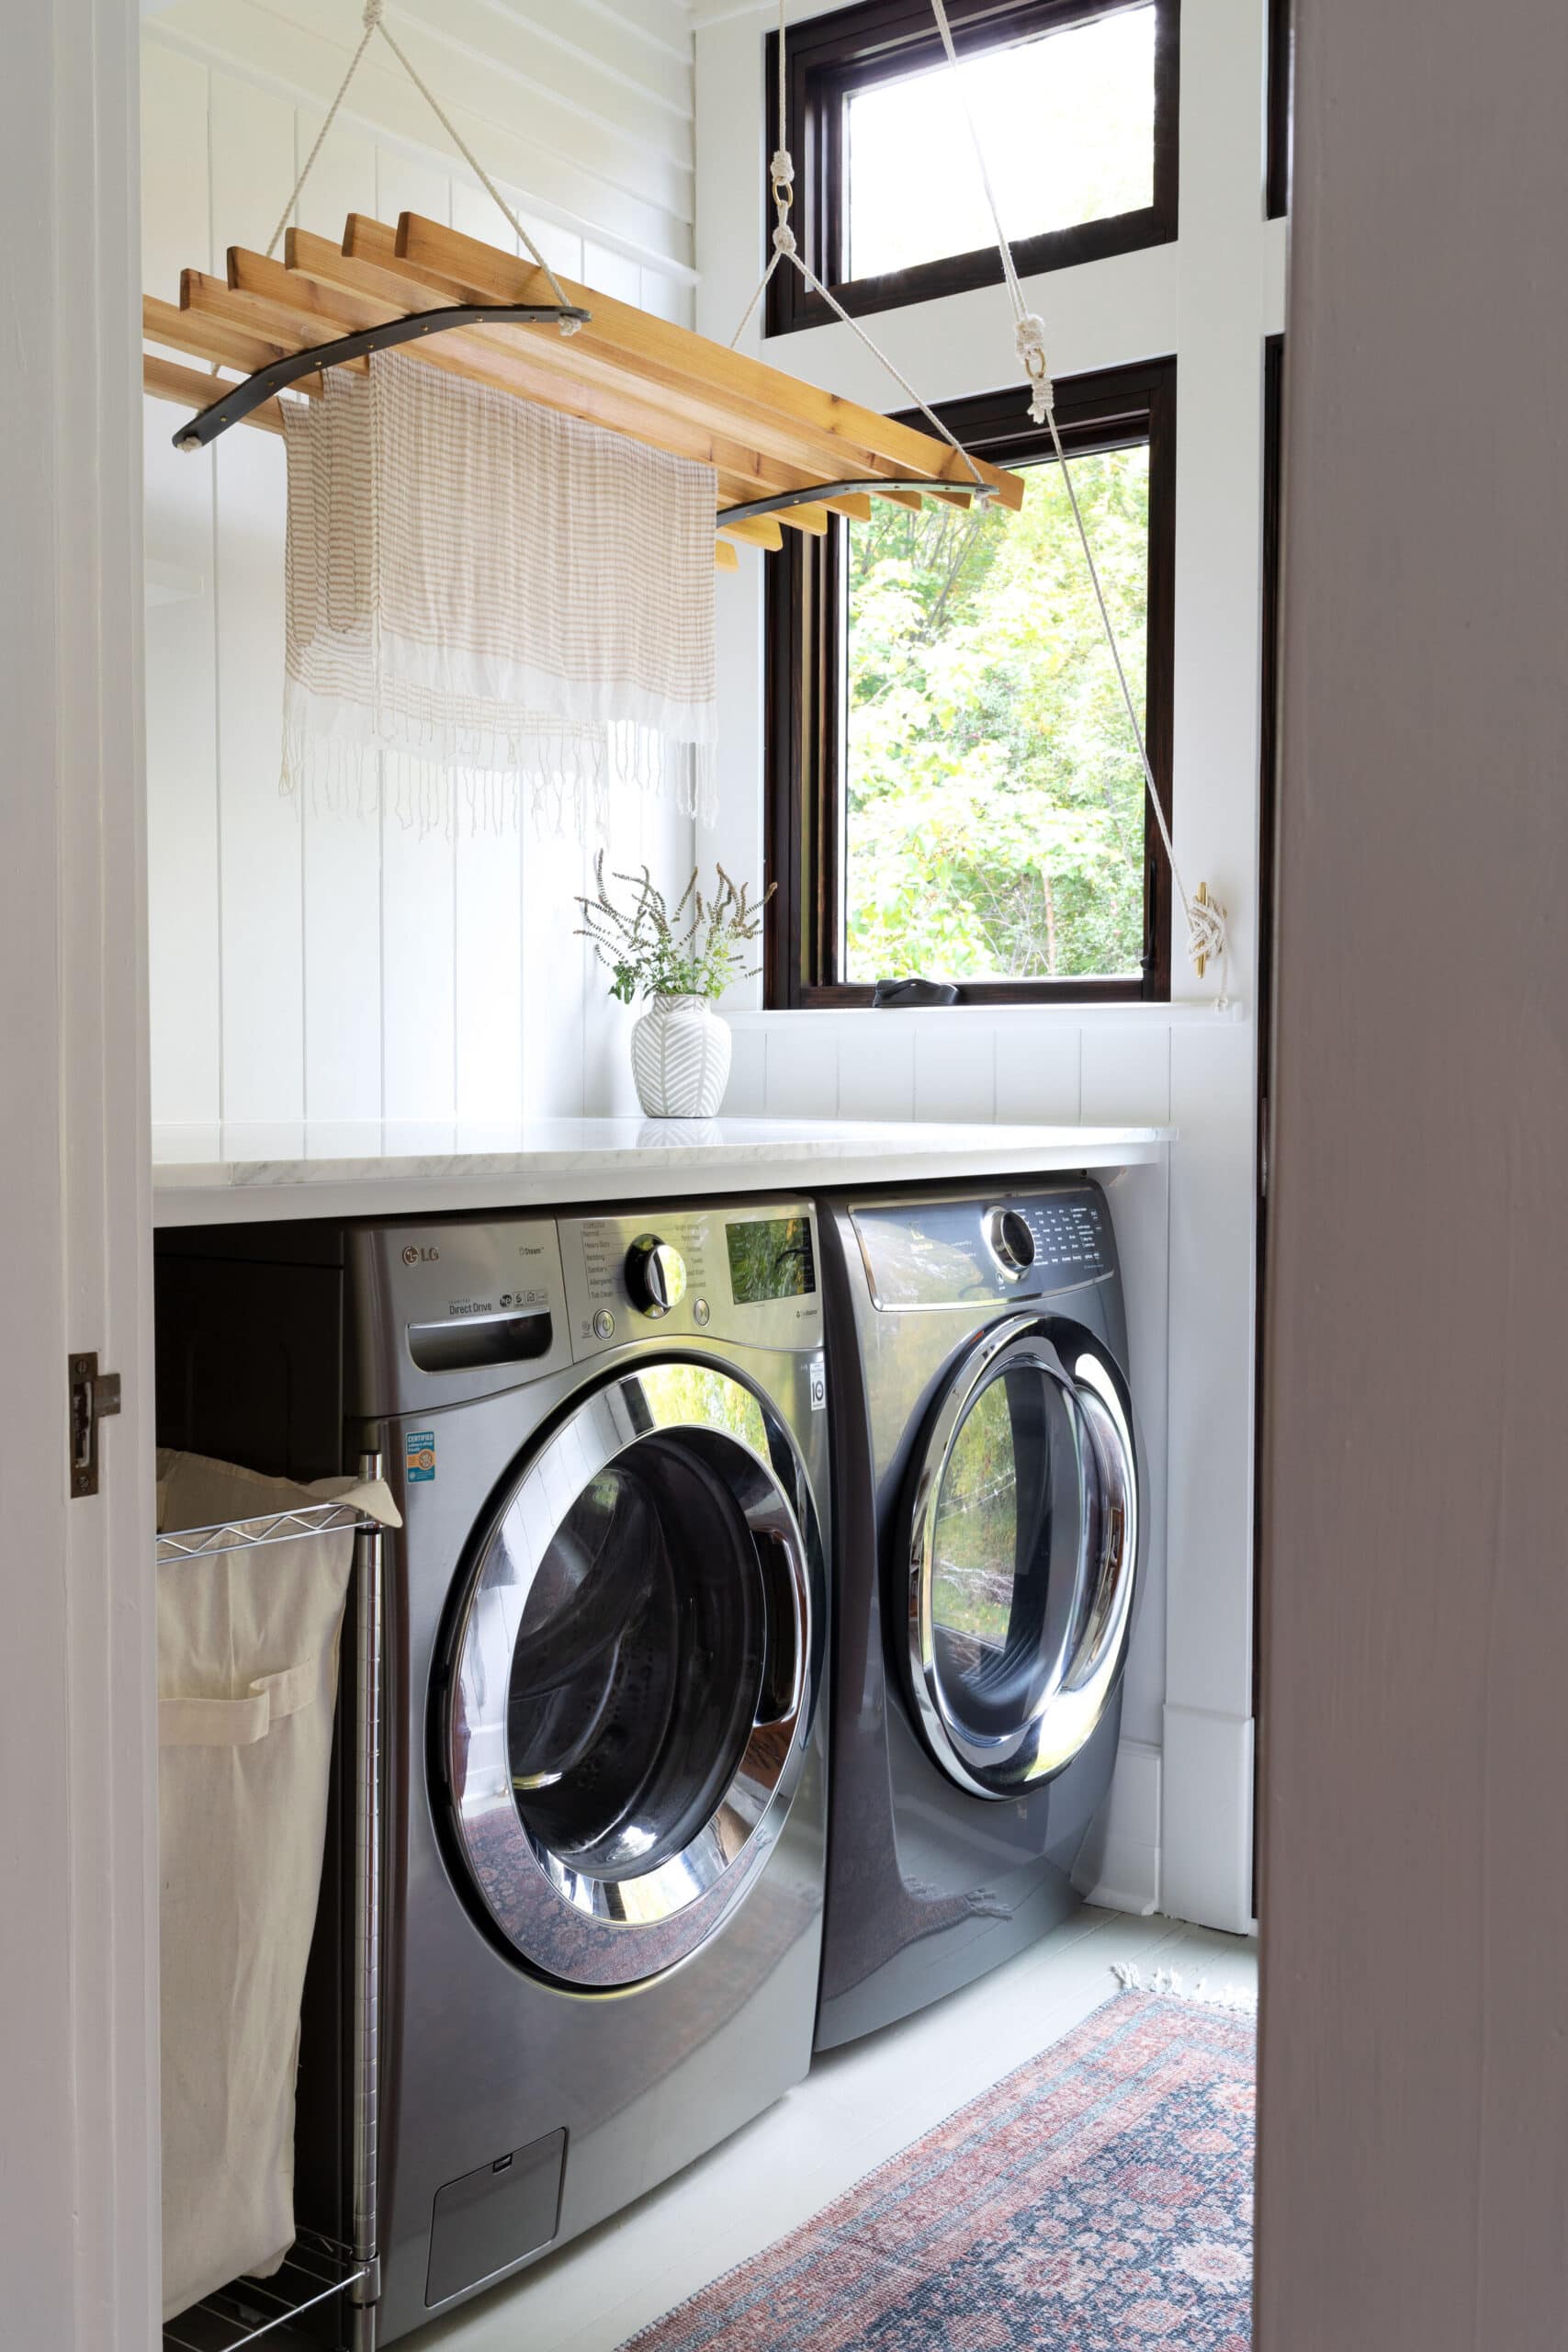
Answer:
1257 3 1568 2345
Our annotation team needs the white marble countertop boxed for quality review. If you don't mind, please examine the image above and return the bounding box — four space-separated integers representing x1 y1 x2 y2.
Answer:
152 1116 1173 1227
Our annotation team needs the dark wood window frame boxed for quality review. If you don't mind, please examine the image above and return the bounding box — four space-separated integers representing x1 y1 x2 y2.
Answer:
763 356 1177 1008
1265 0 1292 218
763 0 1180 340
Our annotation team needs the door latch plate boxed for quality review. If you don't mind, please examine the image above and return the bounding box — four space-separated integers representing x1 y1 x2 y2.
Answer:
69 1351 121 1498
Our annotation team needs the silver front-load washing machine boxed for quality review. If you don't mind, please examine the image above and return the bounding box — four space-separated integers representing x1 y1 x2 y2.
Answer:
154 1195 829 2343
814 1177 1140 2052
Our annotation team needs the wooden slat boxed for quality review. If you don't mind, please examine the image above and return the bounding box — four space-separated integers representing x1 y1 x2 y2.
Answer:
229 244 390 334
716 514 785 550
821 492 874 522
142 354 291 435
714 538 739 572
342 211 1024 512
874 489 925 512
144 293 292 377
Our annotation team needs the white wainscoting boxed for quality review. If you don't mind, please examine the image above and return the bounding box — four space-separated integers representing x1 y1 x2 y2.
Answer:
141 33 698 1151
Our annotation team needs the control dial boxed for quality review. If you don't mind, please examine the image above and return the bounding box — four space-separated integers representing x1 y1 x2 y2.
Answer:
625 1233 688 1318
983 1206 1035 1280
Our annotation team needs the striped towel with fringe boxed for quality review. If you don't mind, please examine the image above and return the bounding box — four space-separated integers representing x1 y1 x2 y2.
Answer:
281 350 718 836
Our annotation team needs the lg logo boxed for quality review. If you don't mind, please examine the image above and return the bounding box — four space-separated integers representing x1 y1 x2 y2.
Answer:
401 1244 440 1267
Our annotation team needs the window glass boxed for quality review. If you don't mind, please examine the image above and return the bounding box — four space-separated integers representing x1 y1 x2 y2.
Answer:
842 444 1150 985
845 5 1156 282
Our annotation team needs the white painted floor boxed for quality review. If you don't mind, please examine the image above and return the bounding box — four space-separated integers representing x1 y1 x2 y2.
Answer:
418 1906 1258 2352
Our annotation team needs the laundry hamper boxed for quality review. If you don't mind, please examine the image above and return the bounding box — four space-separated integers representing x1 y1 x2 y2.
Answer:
155 1451 400 2327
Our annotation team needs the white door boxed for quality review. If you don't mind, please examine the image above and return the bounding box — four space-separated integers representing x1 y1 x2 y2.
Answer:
1 2 160 2344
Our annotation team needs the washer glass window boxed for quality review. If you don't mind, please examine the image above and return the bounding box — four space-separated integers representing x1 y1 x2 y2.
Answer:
442 1363 817 1986
908 1319 1138 1797
929 1363 1089 1745
507 1442 764 1880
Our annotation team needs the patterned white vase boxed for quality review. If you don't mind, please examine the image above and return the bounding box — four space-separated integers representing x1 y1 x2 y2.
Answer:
629 994 732 1118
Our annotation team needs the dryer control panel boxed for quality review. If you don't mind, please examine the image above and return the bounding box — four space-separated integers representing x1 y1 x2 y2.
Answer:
560 1200 823 1360
851 1184 1114 1311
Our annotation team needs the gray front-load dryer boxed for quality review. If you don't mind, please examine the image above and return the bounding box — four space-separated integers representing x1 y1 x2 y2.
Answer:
815 1178 1140 2052
158 1195 829 2343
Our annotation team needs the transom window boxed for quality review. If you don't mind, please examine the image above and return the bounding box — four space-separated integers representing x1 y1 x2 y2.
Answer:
763 362 1175 1007
765 0 1179 337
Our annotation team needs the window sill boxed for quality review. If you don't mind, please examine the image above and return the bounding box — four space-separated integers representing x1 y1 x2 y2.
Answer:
730 1000 1247 1029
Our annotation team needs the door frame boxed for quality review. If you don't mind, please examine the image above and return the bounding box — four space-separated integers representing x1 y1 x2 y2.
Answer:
1 0 160 2342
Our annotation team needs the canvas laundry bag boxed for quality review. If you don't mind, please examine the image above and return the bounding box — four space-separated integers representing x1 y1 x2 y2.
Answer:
155 1451 400 2322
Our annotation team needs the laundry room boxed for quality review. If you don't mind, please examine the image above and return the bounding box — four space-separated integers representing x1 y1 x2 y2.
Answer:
12 0 1568 2349
132 4 1261 2334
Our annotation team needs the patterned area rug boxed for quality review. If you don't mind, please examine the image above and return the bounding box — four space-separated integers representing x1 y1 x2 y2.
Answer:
620 1985 1254 2350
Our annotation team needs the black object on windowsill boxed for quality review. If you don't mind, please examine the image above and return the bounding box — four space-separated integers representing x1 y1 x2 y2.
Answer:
872 978 960 1008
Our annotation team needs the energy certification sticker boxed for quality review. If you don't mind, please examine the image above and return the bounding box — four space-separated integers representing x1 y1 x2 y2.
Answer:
406 1430 436 1485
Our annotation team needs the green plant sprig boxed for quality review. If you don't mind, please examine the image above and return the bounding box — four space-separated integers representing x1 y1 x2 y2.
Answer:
574 853 776 1005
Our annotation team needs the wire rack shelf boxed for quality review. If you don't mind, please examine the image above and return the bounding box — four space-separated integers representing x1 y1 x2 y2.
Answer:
157 1499 380 1566
162 2230 370 2350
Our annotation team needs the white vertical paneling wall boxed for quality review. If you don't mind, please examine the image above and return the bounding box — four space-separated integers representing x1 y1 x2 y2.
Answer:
142 10 697 1154
695 0 1284 1932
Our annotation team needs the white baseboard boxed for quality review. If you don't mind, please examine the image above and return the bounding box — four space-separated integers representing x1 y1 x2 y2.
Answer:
1160 1703 1256 1932
1075 1736 1162 1916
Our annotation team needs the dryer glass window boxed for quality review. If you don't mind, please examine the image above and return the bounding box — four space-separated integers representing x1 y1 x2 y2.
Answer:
929 1365 1089 1743
504 1437 767 1881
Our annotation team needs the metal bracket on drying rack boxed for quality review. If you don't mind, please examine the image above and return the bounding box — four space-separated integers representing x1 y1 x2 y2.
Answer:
171 302 594 450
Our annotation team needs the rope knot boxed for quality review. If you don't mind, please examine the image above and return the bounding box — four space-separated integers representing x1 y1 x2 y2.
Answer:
362 0 383 28
770 148 795 192
773 221 797 257
1184 888 1229 975
1014 311 1052 422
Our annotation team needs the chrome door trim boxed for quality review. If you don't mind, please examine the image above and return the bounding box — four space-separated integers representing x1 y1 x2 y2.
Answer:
905 1314 1139 1799
442 1360 816 1987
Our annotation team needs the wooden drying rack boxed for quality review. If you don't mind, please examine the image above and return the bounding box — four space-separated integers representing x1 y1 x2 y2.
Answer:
142 210 1025 570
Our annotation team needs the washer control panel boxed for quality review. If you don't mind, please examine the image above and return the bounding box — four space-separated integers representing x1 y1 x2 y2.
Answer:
852 1184 1113 1311
561 1200 822 1360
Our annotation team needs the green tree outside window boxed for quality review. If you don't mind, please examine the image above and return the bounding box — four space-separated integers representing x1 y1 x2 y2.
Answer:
843 447 1150 983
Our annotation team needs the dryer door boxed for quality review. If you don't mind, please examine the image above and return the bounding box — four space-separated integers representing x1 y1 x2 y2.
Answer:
438 1361 818 1987
904 1315 1138 1799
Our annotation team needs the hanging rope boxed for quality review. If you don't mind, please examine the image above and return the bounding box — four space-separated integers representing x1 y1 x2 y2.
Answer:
926 0 1227 989
262 0 580 331
730 2 988 496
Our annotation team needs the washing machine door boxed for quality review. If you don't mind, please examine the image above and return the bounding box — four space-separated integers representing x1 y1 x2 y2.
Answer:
903 1314 1138 1799
439 1360 818 1987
